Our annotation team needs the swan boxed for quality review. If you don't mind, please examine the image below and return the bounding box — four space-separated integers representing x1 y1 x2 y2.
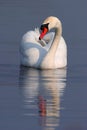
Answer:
20 16 67 69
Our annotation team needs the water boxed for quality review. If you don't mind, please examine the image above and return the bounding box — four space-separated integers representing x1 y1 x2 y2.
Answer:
0 0 87 130
19 67 67 130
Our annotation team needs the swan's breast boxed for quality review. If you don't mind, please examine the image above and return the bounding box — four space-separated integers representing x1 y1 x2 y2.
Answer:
55 37 67 68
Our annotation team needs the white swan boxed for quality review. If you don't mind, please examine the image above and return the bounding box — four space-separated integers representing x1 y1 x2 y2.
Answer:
20 16 67 69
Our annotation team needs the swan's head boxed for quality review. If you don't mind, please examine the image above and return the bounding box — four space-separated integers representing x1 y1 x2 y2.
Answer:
39 16 61 40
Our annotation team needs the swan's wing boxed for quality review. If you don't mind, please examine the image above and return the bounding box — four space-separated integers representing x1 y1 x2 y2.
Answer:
20 29 48 67
22 29 41 44
22 29 47 47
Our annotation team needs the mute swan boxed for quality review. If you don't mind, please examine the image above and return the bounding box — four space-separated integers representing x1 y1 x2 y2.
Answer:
20 16 67 69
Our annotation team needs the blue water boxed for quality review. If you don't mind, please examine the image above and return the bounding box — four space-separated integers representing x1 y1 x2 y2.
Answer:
0 0 87 130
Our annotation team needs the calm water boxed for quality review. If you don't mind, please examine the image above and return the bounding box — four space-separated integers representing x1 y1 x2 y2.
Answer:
0 0 87 130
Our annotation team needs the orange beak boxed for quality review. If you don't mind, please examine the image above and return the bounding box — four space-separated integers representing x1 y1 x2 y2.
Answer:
39 27 48 40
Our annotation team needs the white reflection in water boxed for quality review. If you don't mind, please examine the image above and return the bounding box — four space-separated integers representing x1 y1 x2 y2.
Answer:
20 66 67 130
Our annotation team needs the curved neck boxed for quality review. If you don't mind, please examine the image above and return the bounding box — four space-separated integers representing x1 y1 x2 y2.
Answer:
40 22 62 69
48 23 62 55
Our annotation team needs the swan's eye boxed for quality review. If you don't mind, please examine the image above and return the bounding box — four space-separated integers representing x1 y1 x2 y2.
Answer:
40 23 49 30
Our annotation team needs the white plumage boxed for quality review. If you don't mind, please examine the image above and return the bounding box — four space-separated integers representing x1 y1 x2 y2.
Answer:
20 16 67 69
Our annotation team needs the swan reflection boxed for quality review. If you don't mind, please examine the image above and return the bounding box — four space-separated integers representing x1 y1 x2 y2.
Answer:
19 66 67 130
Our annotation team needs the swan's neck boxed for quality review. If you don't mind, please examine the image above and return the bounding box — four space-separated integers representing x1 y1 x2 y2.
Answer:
49 24 62 55
40 23 62 69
